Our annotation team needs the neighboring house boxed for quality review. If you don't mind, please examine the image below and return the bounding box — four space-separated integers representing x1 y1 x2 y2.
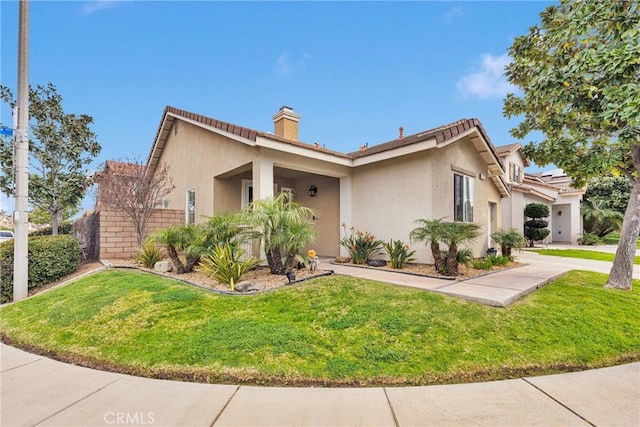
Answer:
496 143 584 244
141 105 510 263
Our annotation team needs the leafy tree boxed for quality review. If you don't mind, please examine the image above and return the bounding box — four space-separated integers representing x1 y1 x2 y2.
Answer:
503 1 639 289
524 203 550 247
491 228 526 260
29 205 79 225
0 83 100 235
152 224 201 274
410 218 448 273
581 197 624 238
585 175 631 214
440 222 480 276
96 157 175 246
242 193 317 275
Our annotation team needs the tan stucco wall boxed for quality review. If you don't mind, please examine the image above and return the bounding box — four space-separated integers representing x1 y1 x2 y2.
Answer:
158 121 256 222
351 137 503 263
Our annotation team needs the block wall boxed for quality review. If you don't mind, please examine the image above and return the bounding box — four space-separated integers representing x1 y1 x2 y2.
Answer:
98 207 184 259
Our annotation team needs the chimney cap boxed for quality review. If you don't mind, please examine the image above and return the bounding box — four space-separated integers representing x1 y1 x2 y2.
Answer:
279 105 294 112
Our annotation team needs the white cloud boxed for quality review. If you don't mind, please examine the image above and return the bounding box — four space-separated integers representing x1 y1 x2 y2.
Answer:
456 53 516 99
443 6 463 24
274 52 311 76
82 1 122 16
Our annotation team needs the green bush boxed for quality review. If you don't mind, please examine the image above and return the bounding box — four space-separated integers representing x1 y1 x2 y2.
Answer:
29 223 73 236
472 258 493 270
382 239 416 269
339 225 383 264
1 235 80 303
578 232 602 245
199 243 261 291
488 254 510 266
136 239 164 268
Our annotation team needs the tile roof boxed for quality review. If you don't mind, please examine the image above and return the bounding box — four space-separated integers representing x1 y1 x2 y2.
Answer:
348 118 495 159
495 143 521 155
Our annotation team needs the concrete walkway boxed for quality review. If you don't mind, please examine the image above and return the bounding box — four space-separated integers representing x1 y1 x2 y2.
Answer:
2 344 638 426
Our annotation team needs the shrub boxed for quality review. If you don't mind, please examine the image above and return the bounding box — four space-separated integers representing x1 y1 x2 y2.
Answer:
578 232 602 245
524 203 550 247
29 222 73 236
339 225 383 264
136 239 164 268
1 235 80 303
488 255 510 266
491 228 526 260
199 244 261 291
382 239 416 269
440 248 474 273
472 258 493 270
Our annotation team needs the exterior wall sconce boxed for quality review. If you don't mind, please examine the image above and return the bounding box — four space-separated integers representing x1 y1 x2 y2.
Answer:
557 211 562 216
308 185 318 197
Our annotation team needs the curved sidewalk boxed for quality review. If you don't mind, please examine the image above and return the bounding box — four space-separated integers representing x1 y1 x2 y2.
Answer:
1 344 638 426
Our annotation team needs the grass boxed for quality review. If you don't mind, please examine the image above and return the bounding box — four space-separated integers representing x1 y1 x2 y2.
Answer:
602 232 640 248
531 249 640 264
1 269 638 386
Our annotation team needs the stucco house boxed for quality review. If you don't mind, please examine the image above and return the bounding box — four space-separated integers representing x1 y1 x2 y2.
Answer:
496 143 584 244
144 106 511 263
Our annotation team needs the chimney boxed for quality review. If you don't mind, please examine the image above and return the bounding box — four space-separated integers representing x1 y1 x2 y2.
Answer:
272 106 300 141
399 126 404 139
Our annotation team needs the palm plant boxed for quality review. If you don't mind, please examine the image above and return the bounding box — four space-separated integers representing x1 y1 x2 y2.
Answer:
197 211 246 255
409 218 448 272
581 197 624 238
491 228 526 260
441 222 481 276
152 224 201 274
242 193 317 275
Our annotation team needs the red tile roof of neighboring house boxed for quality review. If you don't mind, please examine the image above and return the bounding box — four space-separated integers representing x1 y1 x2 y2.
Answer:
104 160 144 176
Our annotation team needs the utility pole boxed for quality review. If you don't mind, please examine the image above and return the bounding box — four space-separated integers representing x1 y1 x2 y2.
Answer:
13 0 29 301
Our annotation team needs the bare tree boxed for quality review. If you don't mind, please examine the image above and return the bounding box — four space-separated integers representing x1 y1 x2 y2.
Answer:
96 157 175 246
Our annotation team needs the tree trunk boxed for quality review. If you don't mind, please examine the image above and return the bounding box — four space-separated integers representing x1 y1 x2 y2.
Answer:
166 246 185 274
268 248 286 275
50 209 60 235
446 243 458 276
605 179 640 290
430 242 443 272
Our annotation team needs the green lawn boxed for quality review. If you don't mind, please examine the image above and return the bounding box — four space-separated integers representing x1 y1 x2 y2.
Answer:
1 269 638 386
602 232 640 248
531 248 640 264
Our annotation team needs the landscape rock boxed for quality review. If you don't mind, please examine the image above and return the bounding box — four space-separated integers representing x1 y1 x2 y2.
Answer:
367 259 387 267
154 261 173 272
334 256 351 263
235 281 266 293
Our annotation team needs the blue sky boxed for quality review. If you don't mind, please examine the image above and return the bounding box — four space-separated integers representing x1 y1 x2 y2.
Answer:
0 0 555 214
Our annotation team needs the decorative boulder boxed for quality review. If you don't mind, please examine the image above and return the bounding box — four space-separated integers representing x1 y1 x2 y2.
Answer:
334 256 351 263
235 281 254 292
154 261 173 272
367 259 387 267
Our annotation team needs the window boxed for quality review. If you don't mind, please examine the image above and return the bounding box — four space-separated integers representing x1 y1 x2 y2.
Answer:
281 187 294 202
513 164 522 183
454 174 474 222
186 189 195 225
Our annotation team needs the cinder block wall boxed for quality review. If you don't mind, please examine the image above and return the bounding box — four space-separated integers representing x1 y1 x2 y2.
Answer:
98 207 184 259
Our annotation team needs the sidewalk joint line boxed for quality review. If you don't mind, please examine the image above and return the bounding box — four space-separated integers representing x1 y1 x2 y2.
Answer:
210 384 240 426
521 378 596 426
383 387 400 427
34 375 125 426
1 357 43 373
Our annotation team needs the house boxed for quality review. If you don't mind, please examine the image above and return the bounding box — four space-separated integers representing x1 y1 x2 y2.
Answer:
496 143 584 244
141 105 510 263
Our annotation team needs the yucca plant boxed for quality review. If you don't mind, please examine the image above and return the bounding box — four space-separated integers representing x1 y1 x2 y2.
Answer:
382 239 416 269
199 243 261 291
136 239 164 268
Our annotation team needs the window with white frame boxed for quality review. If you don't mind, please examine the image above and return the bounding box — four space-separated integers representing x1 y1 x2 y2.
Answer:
454 174 474 222
186 189 196 225
512 163 522 184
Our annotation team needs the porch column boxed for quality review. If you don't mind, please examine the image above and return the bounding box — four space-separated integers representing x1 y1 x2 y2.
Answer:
339 175 353 257
252 157 274 200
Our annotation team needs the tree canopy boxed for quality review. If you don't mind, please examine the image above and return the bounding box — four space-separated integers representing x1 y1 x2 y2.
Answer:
0 83 101 234
503 0 639 290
